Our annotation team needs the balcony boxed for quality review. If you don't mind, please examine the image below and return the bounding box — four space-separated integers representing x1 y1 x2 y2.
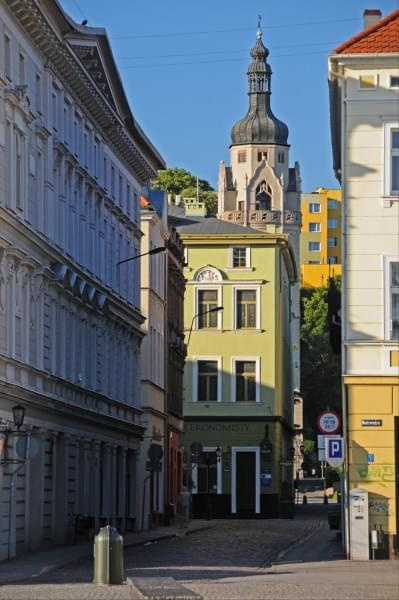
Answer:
218 210 301 226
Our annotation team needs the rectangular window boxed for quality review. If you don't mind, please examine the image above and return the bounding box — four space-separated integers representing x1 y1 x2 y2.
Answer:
390 76 399 89
328 218 337 228
308 260 320 264
52 89 58 131
197 360 218 402
126 183 131 215
232 246 248 268
359 74 377 89
111 165 115 198
389 261 399 340
309 222 321 232
235 360 256 402
257 151 267 162
327 199 338 209
327 237 338 247
5 35 11 80
198 290 218 328
236 290 256 329
15 131 23 210
19 52 25 84
308 241 321 252
390 129 399 194
35 73 42 113
327 256 338 264
309 203 321 213
278 152 285 163
238 150 246 163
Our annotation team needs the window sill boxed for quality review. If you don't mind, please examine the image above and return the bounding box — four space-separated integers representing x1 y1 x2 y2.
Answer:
226 267 254 272
381 196 399 207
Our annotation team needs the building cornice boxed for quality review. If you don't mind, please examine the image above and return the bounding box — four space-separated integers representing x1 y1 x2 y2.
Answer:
5 0 164 181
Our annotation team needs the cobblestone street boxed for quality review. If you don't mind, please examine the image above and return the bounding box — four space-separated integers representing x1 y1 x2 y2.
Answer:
0 516 397 599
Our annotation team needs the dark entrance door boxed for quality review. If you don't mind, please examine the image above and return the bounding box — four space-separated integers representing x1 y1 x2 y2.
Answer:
236 451 256 514
395 417 399 554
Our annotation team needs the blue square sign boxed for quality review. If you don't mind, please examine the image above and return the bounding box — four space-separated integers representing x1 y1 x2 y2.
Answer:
325 436 344 467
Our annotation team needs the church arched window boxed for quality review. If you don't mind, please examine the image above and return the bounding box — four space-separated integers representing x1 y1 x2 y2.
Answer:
255 181 272 211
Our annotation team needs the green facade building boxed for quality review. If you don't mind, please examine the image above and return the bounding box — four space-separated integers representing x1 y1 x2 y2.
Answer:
172 210 297 517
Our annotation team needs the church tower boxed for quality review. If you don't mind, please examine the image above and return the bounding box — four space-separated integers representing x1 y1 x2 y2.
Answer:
218 19 301 238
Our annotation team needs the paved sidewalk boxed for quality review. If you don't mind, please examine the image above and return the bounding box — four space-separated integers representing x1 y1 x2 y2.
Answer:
0 520 214 585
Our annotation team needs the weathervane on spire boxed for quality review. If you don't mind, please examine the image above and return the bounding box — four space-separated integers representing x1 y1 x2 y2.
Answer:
256 15 262 40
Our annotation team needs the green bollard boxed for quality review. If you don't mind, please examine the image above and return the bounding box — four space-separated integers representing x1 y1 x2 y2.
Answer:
93 525 123 585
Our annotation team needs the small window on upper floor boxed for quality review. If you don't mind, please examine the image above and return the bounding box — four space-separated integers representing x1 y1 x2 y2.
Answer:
384 123 399 196
238 150 246 163
309 203 321 213
308 241 320 252
19 52 25 84
327 256 338 264
278 152 285 163
257 151 267 162
390 76 399 89
5 35 11 80
309 222 321 232
359 74 377 89
327 237 338 248
328 219 337 229
327 199 338 209
231 246 250 268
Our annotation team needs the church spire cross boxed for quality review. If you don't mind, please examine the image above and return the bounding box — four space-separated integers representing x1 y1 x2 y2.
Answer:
256 15 262 40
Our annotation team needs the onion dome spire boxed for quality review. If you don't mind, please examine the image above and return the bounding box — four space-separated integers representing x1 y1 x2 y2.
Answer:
231 16 289 146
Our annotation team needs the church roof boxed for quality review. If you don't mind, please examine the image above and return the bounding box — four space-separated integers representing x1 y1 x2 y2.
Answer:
230 22 288 147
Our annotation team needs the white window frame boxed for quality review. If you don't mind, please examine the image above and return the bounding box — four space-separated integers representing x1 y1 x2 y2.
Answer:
229 246 251 269
308 222 321 232
231 356 261 403
308 241 321 252
193 285 222 331
192 356 222 403
233 285 260 330
383 256 399 341
309 203 321 213
231 447 260 514
384 121 399 197
191 446 222 495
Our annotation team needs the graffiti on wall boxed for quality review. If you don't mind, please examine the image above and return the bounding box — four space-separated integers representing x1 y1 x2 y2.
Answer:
356 464 394 483
369 498 390 516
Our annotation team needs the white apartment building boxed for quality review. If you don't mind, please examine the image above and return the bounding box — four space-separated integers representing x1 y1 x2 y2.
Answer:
329 8 399 559
0 0 164 559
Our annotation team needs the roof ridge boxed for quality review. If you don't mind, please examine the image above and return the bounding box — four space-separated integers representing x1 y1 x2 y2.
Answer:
333 8 399 54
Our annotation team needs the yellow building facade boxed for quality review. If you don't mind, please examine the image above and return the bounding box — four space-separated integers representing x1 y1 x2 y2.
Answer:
300 188 342 288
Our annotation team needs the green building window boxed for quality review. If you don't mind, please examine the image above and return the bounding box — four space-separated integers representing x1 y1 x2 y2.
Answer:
198 290 218 328
235 361 256 402
390 262 399 340
236 290 256 328
232 247 247 268
197 360 218 401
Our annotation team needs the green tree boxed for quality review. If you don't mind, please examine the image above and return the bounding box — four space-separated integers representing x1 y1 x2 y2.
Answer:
151 167 213 197
300 283 341 439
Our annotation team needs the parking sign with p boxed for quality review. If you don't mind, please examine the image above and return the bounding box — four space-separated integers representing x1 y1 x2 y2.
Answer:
325 436 344 467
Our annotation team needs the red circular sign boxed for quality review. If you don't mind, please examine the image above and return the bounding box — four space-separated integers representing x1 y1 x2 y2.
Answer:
317 410 341 434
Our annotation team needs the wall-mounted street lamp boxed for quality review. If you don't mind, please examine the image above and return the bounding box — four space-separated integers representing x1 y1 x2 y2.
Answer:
116 246 166 267
187 306 224 346
12 405 25 431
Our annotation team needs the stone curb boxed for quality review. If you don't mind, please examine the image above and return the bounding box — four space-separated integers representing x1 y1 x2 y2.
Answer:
0 524 214 586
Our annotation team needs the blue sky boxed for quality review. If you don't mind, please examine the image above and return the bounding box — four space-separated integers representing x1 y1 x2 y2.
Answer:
60 0 398 192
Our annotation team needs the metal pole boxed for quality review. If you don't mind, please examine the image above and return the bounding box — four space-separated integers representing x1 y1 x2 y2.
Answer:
141 474 151 532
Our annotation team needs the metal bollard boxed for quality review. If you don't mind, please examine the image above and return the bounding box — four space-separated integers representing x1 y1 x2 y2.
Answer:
93 525 123 585
302 494 307 504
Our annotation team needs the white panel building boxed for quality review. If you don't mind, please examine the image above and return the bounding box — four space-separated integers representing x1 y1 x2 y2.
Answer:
0 0 164 559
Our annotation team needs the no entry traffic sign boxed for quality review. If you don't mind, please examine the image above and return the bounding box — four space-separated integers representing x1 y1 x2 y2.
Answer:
317 410 341 434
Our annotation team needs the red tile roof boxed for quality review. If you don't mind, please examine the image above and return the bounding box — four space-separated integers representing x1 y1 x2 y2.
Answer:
334 8 399 54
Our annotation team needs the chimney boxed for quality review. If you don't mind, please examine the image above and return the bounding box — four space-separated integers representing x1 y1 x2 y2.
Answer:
363 9 382 29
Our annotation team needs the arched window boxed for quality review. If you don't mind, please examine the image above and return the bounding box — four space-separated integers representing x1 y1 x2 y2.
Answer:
255 181 272 210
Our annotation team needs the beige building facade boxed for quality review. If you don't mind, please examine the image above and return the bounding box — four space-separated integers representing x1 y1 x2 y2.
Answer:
329 8 399 559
